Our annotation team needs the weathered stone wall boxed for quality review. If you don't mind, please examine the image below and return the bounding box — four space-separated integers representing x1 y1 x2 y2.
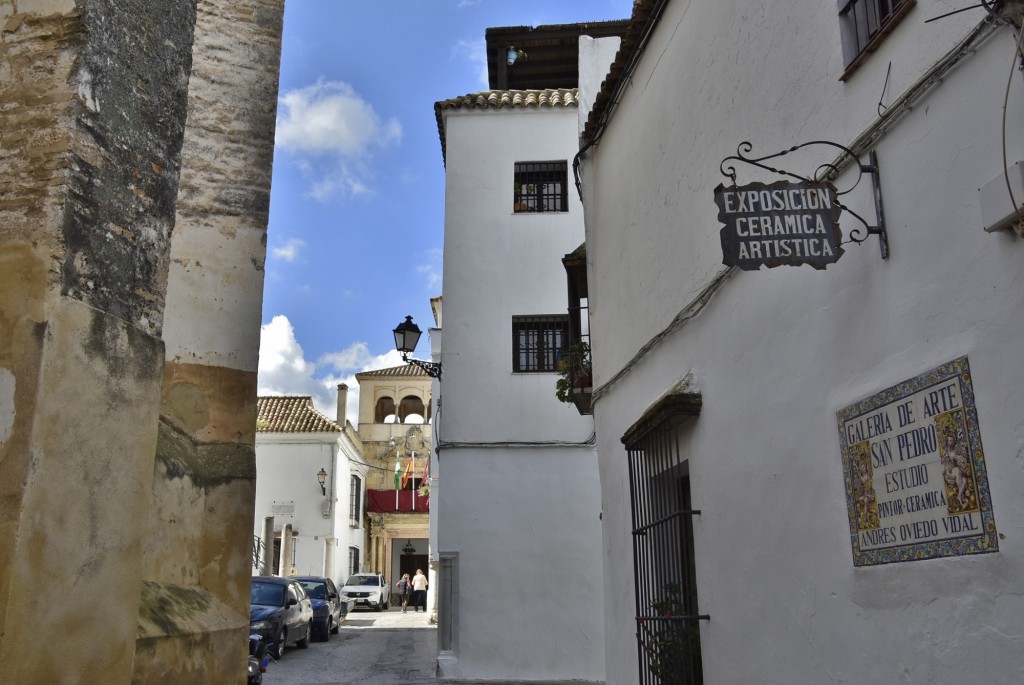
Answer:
0 1 197 682
0 0 283 682
132 0 284 682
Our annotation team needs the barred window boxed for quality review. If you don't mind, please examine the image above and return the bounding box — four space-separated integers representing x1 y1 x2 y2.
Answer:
513 315 569 372
514 161 568 213
623 392 706 684
838 0 913 74
349 546 361 576
349 475 362 526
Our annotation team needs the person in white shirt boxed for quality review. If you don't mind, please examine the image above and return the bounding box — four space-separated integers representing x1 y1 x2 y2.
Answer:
411 569 428 612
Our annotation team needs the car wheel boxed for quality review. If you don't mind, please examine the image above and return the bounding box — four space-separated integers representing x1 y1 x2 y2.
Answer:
320 619 331 641
330 616 340 634
296 621 311 649
374 599 383 612
272 628 286 660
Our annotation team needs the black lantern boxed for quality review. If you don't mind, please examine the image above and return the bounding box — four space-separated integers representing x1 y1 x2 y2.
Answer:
392 315 441 379
316 467 327 496
393 315 422 355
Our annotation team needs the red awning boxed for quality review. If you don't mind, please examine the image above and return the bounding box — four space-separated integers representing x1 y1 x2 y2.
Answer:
366 489 429 513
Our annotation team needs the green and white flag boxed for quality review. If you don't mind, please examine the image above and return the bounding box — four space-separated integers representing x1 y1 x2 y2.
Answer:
394 457 401 489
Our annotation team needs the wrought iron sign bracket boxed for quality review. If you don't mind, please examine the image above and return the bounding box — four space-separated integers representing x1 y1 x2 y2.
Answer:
720 141 889 259
402 353 442 379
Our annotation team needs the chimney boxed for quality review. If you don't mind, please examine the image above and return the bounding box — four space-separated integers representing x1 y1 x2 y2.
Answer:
336 383 348 426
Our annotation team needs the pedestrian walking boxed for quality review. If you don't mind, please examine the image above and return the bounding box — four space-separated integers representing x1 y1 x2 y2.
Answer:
412 568 428 612
395 573 411 612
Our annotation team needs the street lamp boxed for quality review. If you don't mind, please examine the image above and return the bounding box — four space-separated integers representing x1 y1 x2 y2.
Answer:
316 467 327 496
392 315 441 379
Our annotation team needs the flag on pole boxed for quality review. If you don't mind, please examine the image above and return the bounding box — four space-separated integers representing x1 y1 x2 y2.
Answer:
394 458 401 490
401 452 415 490
420 455 430 482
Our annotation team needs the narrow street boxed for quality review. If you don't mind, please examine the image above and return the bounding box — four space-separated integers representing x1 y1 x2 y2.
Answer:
263 608 437 685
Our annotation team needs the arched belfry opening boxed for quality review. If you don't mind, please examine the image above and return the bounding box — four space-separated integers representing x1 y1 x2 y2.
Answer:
399 395 426 424
375 396 396 424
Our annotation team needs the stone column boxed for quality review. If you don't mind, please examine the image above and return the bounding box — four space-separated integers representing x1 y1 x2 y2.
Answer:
280 524 294 577
261 516 275 575
128 0 283 682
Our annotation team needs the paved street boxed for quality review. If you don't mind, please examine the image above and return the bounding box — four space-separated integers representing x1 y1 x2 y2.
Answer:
263 607 437 685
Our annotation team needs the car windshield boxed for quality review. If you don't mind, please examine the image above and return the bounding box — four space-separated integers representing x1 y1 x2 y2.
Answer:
300 581 327 600
251 582 284 606
345 575 379 586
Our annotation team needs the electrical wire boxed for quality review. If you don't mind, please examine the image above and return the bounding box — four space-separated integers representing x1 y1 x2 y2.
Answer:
590 266 738 407
1000 14 1024 232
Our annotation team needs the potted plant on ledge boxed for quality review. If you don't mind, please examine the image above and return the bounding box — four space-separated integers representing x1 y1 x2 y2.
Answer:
555 341 592 413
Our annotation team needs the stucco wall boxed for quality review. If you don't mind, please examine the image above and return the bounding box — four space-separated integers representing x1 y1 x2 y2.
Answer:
438 447 605 681
438 102 605 681
441 107 595 443
582 2 1024 684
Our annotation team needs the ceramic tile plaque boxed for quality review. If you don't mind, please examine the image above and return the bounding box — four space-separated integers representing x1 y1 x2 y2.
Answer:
836 356 998 566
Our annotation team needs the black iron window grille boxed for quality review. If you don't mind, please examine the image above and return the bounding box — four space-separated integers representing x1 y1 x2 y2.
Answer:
349 546 360 576
838 0 913 71
512 315 569 372
350 475 362 526
624 394 706 684
514 161 568 213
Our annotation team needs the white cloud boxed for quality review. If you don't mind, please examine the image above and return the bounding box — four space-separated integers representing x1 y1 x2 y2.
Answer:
258 315 406 424
452 39 489 88
415 247 443 291
270 238 306 262
275 79 401 201
276 80 401 156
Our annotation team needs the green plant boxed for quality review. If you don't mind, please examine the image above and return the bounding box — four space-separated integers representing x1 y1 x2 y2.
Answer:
555 341 592 403
636 581 700 683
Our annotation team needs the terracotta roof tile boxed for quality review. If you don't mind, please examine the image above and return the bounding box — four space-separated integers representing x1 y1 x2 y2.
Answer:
434 88 579 165
582 0 662 143
355 363 433 379
257 396 341 433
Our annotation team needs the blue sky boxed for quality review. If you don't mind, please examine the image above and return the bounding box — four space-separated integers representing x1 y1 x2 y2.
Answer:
257 0 634 418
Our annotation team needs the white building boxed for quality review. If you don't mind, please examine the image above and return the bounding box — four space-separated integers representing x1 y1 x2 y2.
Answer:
431 22 625 683
254 390 367 586
576 1 1024 683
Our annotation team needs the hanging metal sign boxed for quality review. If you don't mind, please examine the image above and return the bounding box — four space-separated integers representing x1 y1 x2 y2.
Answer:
836 356 998 566
716 140 890 266
714 179 844 270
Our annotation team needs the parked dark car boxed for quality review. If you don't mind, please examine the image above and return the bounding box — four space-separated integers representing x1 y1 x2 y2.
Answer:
293 576 348 641
250 576 313 659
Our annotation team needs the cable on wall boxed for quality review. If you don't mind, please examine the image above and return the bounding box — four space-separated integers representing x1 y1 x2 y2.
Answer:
590 266 738 408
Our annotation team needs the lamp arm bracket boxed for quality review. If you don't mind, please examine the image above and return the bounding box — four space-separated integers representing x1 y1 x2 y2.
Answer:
402 353 442 379
719 141 889 259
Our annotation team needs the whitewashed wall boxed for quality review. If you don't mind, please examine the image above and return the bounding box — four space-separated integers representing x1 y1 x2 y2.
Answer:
581 2 1024 684
437 103 604 681
254 434 360 587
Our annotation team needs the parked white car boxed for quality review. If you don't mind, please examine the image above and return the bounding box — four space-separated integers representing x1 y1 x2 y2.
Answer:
340 572 390 611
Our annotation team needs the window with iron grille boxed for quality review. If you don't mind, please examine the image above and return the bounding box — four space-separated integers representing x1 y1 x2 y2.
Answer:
512 315 569 372
350 475 362 526
514 161 568 213
838 0 913 73
349 546 360 576
623 393 705 685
